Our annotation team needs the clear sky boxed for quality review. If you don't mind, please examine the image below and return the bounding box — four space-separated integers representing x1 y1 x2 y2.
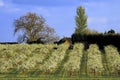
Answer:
0 0 120 42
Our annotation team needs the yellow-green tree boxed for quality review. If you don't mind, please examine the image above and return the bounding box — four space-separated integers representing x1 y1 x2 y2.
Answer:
75 6 87 34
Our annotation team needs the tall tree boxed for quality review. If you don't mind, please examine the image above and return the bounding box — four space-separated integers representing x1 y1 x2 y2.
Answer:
14 12 59 43
75 6 87 34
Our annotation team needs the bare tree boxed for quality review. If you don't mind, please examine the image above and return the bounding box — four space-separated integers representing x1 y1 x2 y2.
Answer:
39 26 59 43
14 12 59 43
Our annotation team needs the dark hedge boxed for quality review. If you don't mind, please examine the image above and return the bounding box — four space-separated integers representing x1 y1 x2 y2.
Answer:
72 33 120 51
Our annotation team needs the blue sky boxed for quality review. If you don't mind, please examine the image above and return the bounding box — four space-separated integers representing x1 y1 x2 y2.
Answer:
0 0 120 42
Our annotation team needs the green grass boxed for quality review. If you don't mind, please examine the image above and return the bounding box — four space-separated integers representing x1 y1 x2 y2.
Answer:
0 77 120 80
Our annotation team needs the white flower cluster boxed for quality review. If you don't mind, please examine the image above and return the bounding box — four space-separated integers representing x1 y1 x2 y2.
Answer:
0 59 13 73
0 44 55 73
63 43 84 72
39 44 69 73
87 44 104 74
105 45 120 73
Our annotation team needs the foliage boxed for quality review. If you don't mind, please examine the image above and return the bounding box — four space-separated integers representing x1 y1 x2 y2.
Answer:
87 44 104 75
39 44 69 73
107 29 115 34
56 37 72 45
0 44 55 73
75 6 87 34
105 45 120 73
0 44 120 78
72 33 120 50
63 43 84 72
83 29 99 35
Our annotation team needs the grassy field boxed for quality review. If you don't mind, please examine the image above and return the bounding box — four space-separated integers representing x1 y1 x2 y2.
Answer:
0 43 120 79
